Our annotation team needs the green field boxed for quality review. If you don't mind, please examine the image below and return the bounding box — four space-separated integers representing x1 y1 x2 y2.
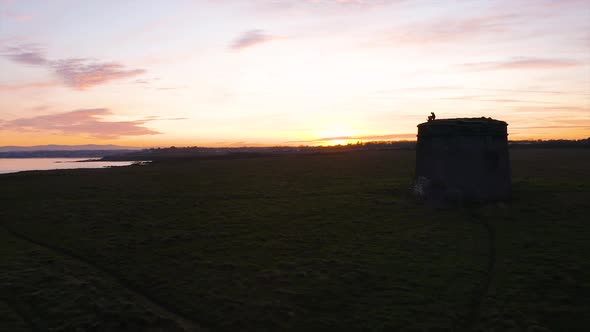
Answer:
1 149 589 331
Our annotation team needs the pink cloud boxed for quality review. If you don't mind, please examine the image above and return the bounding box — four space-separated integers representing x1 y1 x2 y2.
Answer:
307 0 397 5
461 58 583 70
1 4 34 21
14 13 32 20
2 12 33 20
244 0 402 12
1 44 47 65
524 0 590 10
52 59 146 90
378 86 590 96
230 29 276 50
1 108 160 139
1 43 146 90
386 14 518 45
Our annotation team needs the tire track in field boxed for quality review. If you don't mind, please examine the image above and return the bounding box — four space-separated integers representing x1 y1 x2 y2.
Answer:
0 224 206 332
461 217 496 331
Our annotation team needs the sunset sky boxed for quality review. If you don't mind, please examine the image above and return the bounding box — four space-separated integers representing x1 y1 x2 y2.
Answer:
1 0 589 147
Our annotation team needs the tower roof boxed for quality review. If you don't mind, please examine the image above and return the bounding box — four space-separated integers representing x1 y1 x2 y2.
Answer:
417 117 508 137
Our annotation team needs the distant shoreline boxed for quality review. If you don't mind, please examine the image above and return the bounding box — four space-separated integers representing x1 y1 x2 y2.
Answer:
1 139 588 161
0 158 144 175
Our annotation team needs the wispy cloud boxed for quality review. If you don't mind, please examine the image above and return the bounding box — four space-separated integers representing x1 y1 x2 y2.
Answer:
1 108 160 139
302 0 400 6
1 43 47 65
133 78 151 84
512 125 590 130
434 96 556 104
513 106 590 113
385 14 518 45
230 29 276 50
377 86 590 96
1 10 33 21
246 0 402 13
142 116 189 121
509 110 590 132
11 13 32 20
52 59 146 90
1 43 146 90
461 58 583 71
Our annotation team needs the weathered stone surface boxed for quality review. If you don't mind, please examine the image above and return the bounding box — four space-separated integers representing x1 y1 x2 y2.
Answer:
415 117 511 202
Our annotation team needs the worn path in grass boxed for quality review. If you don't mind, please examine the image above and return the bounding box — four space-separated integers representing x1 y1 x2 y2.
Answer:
462 217 497 331
0 224 204 331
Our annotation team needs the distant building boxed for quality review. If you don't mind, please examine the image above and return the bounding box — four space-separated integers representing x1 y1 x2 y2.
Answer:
415 117 511 202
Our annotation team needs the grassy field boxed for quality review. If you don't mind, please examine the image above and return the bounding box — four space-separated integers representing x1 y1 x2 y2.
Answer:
1 149 589 331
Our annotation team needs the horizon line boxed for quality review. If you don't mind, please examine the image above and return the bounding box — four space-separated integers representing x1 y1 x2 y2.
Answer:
2 137 590 151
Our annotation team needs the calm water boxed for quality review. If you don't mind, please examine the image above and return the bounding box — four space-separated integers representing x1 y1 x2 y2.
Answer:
0 158 139 174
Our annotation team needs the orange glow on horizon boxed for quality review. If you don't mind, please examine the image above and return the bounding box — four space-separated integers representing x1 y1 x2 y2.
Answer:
2 126 589 149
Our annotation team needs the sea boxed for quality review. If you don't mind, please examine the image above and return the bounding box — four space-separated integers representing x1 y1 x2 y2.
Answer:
0 158 139 174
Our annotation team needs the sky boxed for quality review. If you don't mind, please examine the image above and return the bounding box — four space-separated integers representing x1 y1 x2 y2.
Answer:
1 0 589 147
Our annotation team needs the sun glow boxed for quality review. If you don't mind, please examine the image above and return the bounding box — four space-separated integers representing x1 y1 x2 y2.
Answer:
314 125 359 146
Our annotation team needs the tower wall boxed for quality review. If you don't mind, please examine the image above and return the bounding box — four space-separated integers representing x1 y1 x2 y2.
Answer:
415 118 511 202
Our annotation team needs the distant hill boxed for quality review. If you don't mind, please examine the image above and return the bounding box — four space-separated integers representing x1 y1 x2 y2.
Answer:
509 138 590 148
0 144 141 152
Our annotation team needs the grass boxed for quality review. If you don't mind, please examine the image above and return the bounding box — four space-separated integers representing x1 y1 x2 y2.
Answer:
0 148 589 331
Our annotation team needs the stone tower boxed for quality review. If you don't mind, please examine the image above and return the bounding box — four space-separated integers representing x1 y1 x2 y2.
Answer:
415 117 511 202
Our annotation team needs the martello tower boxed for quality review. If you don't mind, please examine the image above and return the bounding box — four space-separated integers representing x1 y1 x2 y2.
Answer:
415 117 511 202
